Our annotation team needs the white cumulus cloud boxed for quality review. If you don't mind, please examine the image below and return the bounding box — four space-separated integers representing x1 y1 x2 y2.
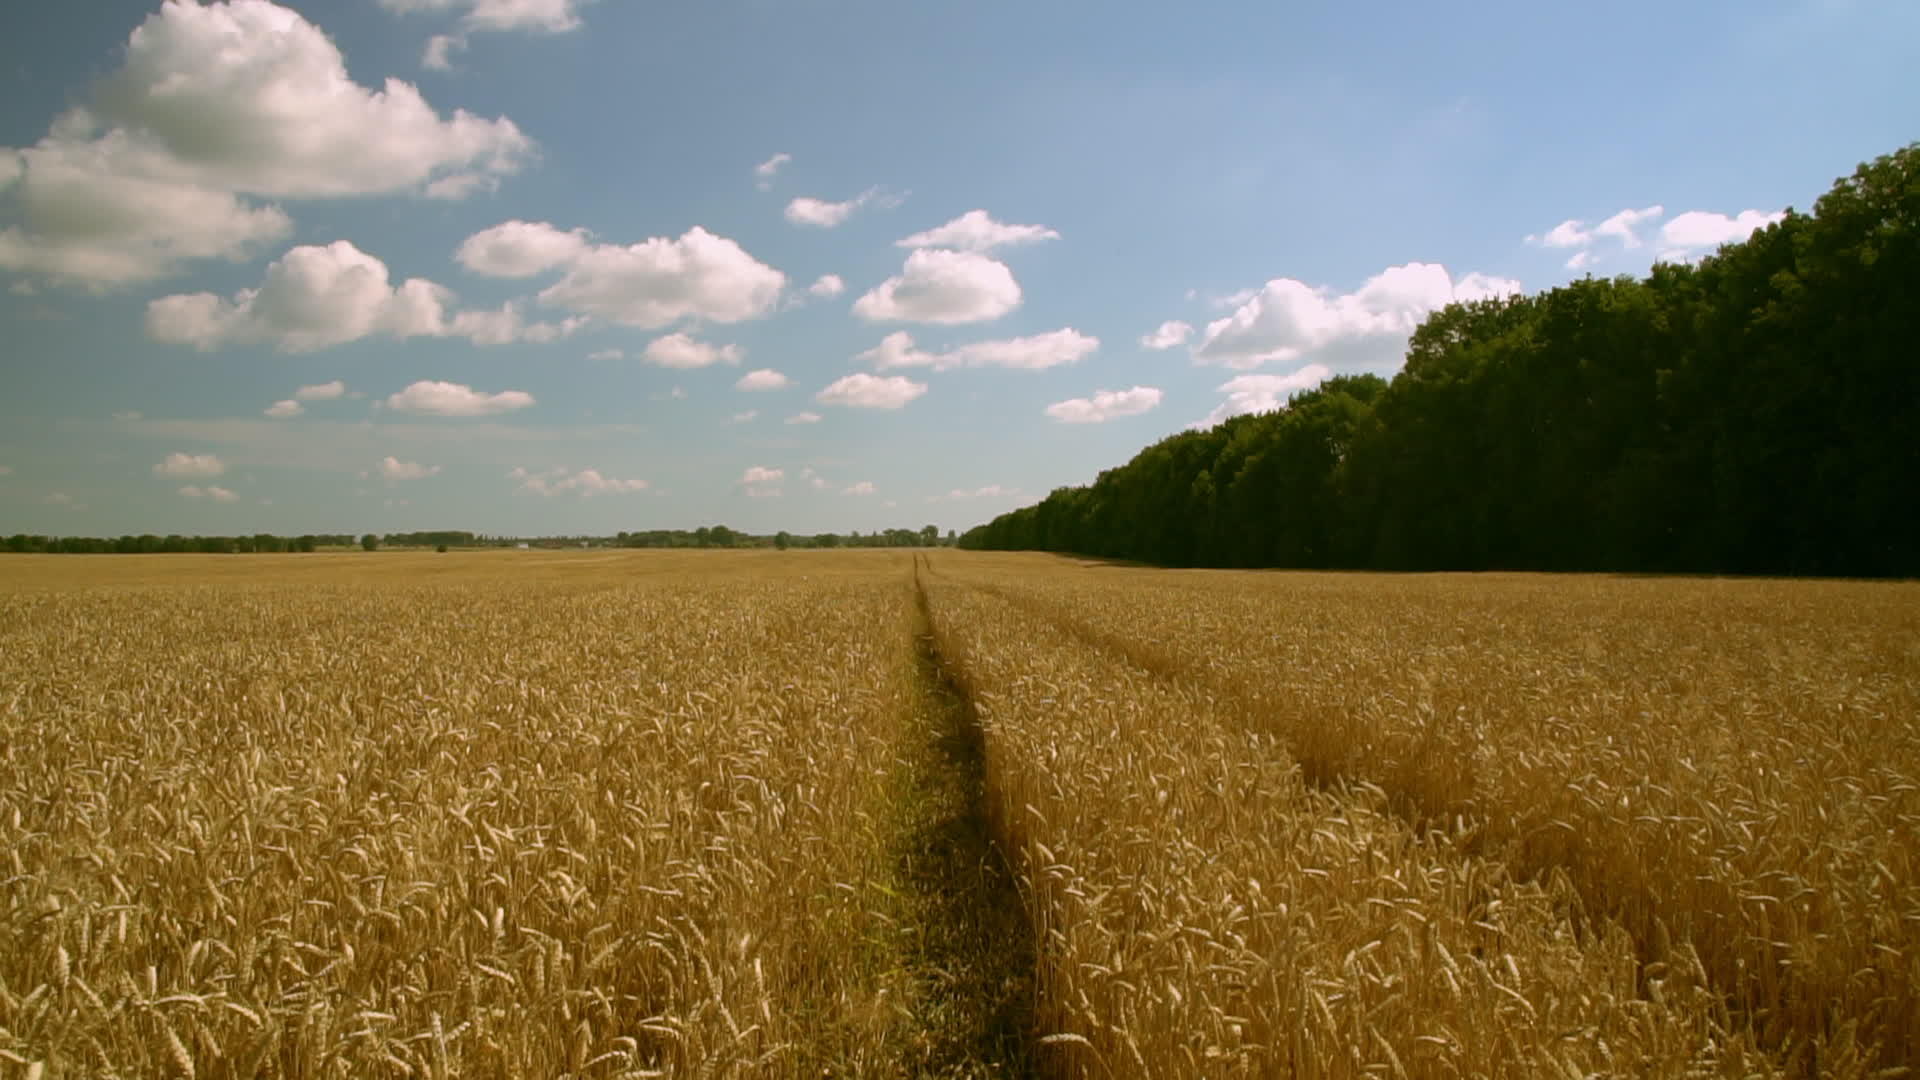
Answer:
816 373 927 410
1594 205 1664 248
808 273 845 298
456 220 592 277
380 456 441 480
265 399 303 418
842 480 875 496
146 241 451 352
754 151 791 190
786 188 889 228
1195 364 1334 429
1141 320 1193 350
536 226 786 328
383 0 587 68
154 453 226 478
735 369 790 391
644 332 744 369
0 0 531 287
1045 386 1164 424
295 380 348 401
1660 209 1786 254
741 465 784 497
447 301 585 345
386 380 534 416
786 411 823 425
1528 219 1593 250
511 465 647 496
896 210 1059 253
380 0 586 32
149 239 588 351
1194 263 1520 371
857 328 1098 372
178 484 240 502
1527 205 1666 268
852 249 1021 325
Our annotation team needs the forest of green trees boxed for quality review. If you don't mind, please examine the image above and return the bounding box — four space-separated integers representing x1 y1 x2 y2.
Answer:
962 143 1917 577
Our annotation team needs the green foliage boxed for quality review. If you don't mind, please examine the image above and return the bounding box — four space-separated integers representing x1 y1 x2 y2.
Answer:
360 533 380 552
963 142 1920 577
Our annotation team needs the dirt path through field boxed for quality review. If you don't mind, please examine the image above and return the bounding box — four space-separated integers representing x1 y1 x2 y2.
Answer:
885 557 1038 1077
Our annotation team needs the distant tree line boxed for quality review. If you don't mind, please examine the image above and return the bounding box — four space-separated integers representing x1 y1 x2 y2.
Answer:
5 533 356 554
962 143 1918 577
4 526 962 554
618 526 956 549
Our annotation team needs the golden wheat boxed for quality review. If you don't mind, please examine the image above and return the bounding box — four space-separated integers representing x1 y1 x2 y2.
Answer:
934 552 1920 1072
2 548 1913 1077
920 570 1787 1078
0 551 929 1077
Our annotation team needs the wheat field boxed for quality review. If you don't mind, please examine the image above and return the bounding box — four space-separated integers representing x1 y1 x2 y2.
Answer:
2 550 1915 1077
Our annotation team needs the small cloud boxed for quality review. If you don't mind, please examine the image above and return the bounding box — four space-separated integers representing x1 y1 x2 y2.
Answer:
265 399 303 418
785 411 823 425
1045 386 1163 424
897 210 1059 253
644 332 744 369
379 456 442 480
800 466 828 491
735 368 791 391
1526 219 1593 249
816 373 927 410
842 480 876 496
1140 320 1192 350
112 410 144 422
385 380 535 417
729 409 760 424
650 385 688 401
154 452 226 478
1194 364 1332 428
857 328 1097 372
1594 205 1664 249
295 380 347 401
755 151 792 190
587 348 625 361
931 484 1018 501
422 32 465 71
808 274 846 298
514 466 648 497
178 485 240 503
1660 209 1786 253
741 465 784 497
852 249 1021 325
785 188 899 228
44 492 83 509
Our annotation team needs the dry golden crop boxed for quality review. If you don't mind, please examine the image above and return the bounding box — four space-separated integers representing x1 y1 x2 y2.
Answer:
0 550 950 1077
2 548 1915 1077
918 565 1779 1078
933 552 1920 1073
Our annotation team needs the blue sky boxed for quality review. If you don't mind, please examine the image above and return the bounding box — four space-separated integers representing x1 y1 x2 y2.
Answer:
1 0 1913 537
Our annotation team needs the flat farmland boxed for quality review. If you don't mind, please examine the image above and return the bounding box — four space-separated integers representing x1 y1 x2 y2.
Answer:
2 550 1915 1078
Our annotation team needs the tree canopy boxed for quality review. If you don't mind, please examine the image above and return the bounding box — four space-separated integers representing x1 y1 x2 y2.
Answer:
963 143 1919 577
